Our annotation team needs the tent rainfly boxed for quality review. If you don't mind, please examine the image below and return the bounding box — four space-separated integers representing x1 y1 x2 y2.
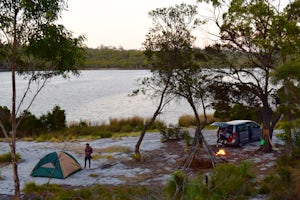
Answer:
31 151 82 179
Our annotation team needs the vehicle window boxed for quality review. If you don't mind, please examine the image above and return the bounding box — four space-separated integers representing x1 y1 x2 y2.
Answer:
237 125 247 132
251 122 260 129
227 125 233 134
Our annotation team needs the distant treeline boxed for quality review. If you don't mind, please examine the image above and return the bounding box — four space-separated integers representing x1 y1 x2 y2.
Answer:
83 46 149 69
0 45 242 71
0 46 149 71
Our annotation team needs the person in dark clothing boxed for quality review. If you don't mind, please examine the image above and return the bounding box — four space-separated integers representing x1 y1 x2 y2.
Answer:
84 143 93 168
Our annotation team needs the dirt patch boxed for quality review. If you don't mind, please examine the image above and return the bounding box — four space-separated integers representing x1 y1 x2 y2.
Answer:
111 139 283 186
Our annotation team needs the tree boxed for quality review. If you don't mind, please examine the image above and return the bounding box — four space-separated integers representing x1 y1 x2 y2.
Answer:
136 3 218 167
198 0 300 152
273 56 300 158
41 105 66 131
0 0 85 198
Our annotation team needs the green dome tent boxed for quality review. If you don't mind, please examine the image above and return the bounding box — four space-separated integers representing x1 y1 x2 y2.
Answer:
31 151 82 179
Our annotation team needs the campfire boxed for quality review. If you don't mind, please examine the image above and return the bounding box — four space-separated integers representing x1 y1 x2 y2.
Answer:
215 148 226 156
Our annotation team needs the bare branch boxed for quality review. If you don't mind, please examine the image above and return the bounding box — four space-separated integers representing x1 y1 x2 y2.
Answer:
0 121 10 144
16 77 48 128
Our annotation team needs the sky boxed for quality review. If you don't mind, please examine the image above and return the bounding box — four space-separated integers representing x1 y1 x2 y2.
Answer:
58 0 219 50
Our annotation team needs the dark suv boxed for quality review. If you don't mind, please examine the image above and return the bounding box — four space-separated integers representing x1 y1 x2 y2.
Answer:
211 120 262 147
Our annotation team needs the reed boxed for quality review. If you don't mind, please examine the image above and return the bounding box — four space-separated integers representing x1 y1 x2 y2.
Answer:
178 114 216 127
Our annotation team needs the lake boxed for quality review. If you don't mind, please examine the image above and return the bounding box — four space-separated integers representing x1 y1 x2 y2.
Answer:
0 70 198 125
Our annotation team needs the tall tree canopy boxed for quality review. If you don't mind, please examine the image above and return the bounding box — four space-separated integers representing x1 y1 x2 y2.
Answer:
0 0 85 198
199 0 300 152
139 3 217 167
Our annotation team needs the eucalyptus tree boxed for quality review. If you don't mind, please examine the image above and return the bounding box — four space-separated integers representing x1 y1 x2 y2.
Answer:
0 0 85 198
198 0 300 152
136 3 217 167
272 56 300 157
135 3 198 160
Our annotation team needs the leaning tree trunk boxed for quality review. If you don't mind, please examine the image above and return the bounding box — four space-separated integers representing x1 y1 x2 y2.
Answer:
135 117 158 161
135 80 170 161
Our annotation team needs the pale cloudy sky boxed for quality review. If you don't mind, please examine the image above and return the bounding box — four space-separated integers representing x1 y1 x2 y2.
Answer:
58 0 219 50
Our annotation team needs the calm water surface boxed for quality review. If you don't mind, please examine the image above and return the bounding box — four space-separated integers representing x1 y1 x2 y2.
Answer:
0 70 195 125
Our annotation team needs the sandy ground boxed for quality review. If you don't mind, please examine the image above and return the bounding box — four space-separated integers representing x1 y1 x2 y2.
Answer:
0 129 284 196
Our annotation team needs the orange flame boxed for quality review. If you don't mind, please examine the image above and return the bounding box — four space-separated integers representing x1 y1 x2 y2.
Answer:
215 148 226 156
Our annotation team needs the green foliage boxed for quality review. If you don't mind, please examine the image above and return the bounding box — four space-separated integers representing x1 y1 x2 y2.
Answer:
213 103 261 122
0 106 11 133
259 157 300 200
25 24 86 74
164 162 256 199
84 47 148 69
24 116 165 141
0 152 21 163
164 170 188 200
41 105 66 131
17 111 41 137
23 182 62 199
160 125 189 142
203 162 256 199
23 183 161 200
205 0 300 140
108 116 165 133
0 111 166 141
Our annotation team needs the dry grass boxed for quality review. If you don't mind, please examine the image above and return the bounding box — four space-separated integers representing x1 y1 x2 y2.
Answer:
178 114 216 127
97 146 131 154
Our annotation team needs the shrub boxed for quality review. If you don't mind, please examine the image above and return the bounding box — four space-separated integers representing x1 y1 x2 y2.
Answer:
40 105 66 132
164 170 188 200
259 156 300 200
165 162 256 199
23 183 162 200
17 110 42 137
0 106 11 135
204 162 256 199
160 125 189 142
0 152 21 163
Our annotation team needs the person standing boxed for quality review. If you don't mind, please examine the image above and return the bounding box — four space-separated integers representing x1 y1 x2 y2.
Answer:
84 143 93 168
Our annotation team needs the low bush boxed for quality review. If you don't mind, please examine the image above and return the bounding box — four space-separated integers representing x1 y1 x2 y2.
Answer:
0 152 21 163
165 162 256 199
164 170 188 200
23 183 164 200
160 125 189 142
259 155 300 200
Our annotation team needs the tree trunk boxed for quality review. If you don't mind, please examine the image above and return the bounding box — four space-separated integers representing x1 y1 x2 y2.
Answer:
260 100 273 153
11 12 20 198
261 128 272 153
135 118 156 161
135 79 170 161
11 57 20 199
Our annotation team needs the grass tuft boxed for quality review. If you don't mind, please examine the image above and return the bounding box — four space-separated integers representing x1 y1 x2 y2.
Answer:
0 152 21 163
